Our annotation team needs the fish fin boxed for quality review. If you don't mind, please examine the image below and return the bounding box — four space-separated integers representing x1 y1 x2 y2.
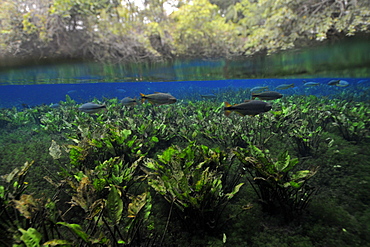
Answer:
224 110 232 117
236 111 246 117
224 102 232 107
140 93 146 103
148 100 156 105
154 92 161 94
291 83 295 87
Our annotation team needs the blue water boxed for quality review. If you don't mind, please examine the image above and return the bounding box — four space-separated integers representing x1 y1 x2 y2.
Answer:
0 77 369 109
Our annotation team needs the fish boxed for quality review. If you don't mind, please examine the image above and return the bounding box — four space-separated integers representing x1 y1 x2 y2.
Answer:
200 94 217 99
327 80 340 86
78 102 106 114
252 91 282 100
121 97 137 106
275 83 294 90
250 86 269 93
357 79 369 84
67 90 77 94
335 80 349 87
50 103 60 108
140 92 177 105
303 81 320 87
224 100 272 117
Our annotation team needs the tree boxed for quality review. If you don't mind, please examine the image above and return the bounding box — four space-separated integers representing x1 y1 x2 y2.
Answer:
235 0 370 55
170 0 243 57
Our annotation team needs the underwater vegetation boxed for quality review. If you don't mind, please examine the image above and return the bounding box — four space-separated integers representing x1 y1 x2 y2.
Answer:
0 88 370 246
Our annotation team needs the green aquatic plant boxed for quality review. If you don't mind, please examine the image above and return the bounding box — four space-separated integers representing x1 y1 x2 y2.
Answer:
290 121 325 158
330 102 370 144
0 107 36 128
66 127 142 170
0 161 67 246
44 153 153 245
269 96 332 157
234 145 318 222
143 142 244 234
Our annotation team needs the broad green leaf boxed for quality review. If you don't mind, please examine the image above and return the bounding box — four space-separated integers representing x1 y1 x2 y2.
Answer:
289 181 303 189
106 186 123 225
291 170 311 180
56 222 89 243
158 147 178 163
275 151 290 172
151 136 159 142
19 228 42 247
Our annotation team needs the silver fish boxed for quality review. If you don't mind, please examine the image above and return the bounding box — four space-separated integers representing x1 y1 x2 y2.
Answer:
252 91 282 100
140 92 177 105
304 81 320 87
251 86 269 93
336 80 349 87
78 102 106 113
201 94 217 99
121 97 137 106
327 80 340 86
275 83 294 90
224 100 272 117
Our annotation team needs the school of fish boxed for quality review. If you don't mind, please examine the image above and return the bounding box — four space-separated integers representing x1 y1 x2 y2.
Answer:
77 79 351 116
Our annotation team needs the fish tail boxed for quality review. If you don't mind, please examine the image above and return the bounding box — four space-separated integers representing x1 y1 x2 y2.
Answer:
140 93 146 103
251 93 257 100
224 110 232 117
224 102 232 117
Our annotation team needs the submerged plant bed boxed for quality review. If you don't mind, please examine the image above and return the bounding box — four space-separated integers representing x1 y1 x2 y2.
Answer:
0 89 369 246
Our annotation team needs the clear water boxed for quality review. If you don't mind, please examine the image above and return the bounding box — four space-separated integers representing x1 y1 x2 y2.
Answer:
0 77 369 109
1 37 370 246
0 36 369 108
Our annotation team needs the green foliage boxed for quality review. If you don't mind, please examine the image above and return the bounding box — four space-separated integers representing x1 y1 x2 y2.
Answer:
106 185 124 225
235 0 370 55
144 142 244 234
1 0 370 63
234 145 317 221
330 101 370 144
19 227 42 247
171 0 242 57
57 222 90 243
1 88 370 245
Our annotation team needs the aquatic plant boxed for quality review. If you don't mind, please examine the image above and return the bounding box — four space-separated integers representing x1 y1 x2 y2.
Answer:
234 145 318 222
66 126 142 171
0 107 38 128
0 155 153 246
0 161 64 246
143 142 244 235
268 96 333 157
53 177 152 246
330 102 370 144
